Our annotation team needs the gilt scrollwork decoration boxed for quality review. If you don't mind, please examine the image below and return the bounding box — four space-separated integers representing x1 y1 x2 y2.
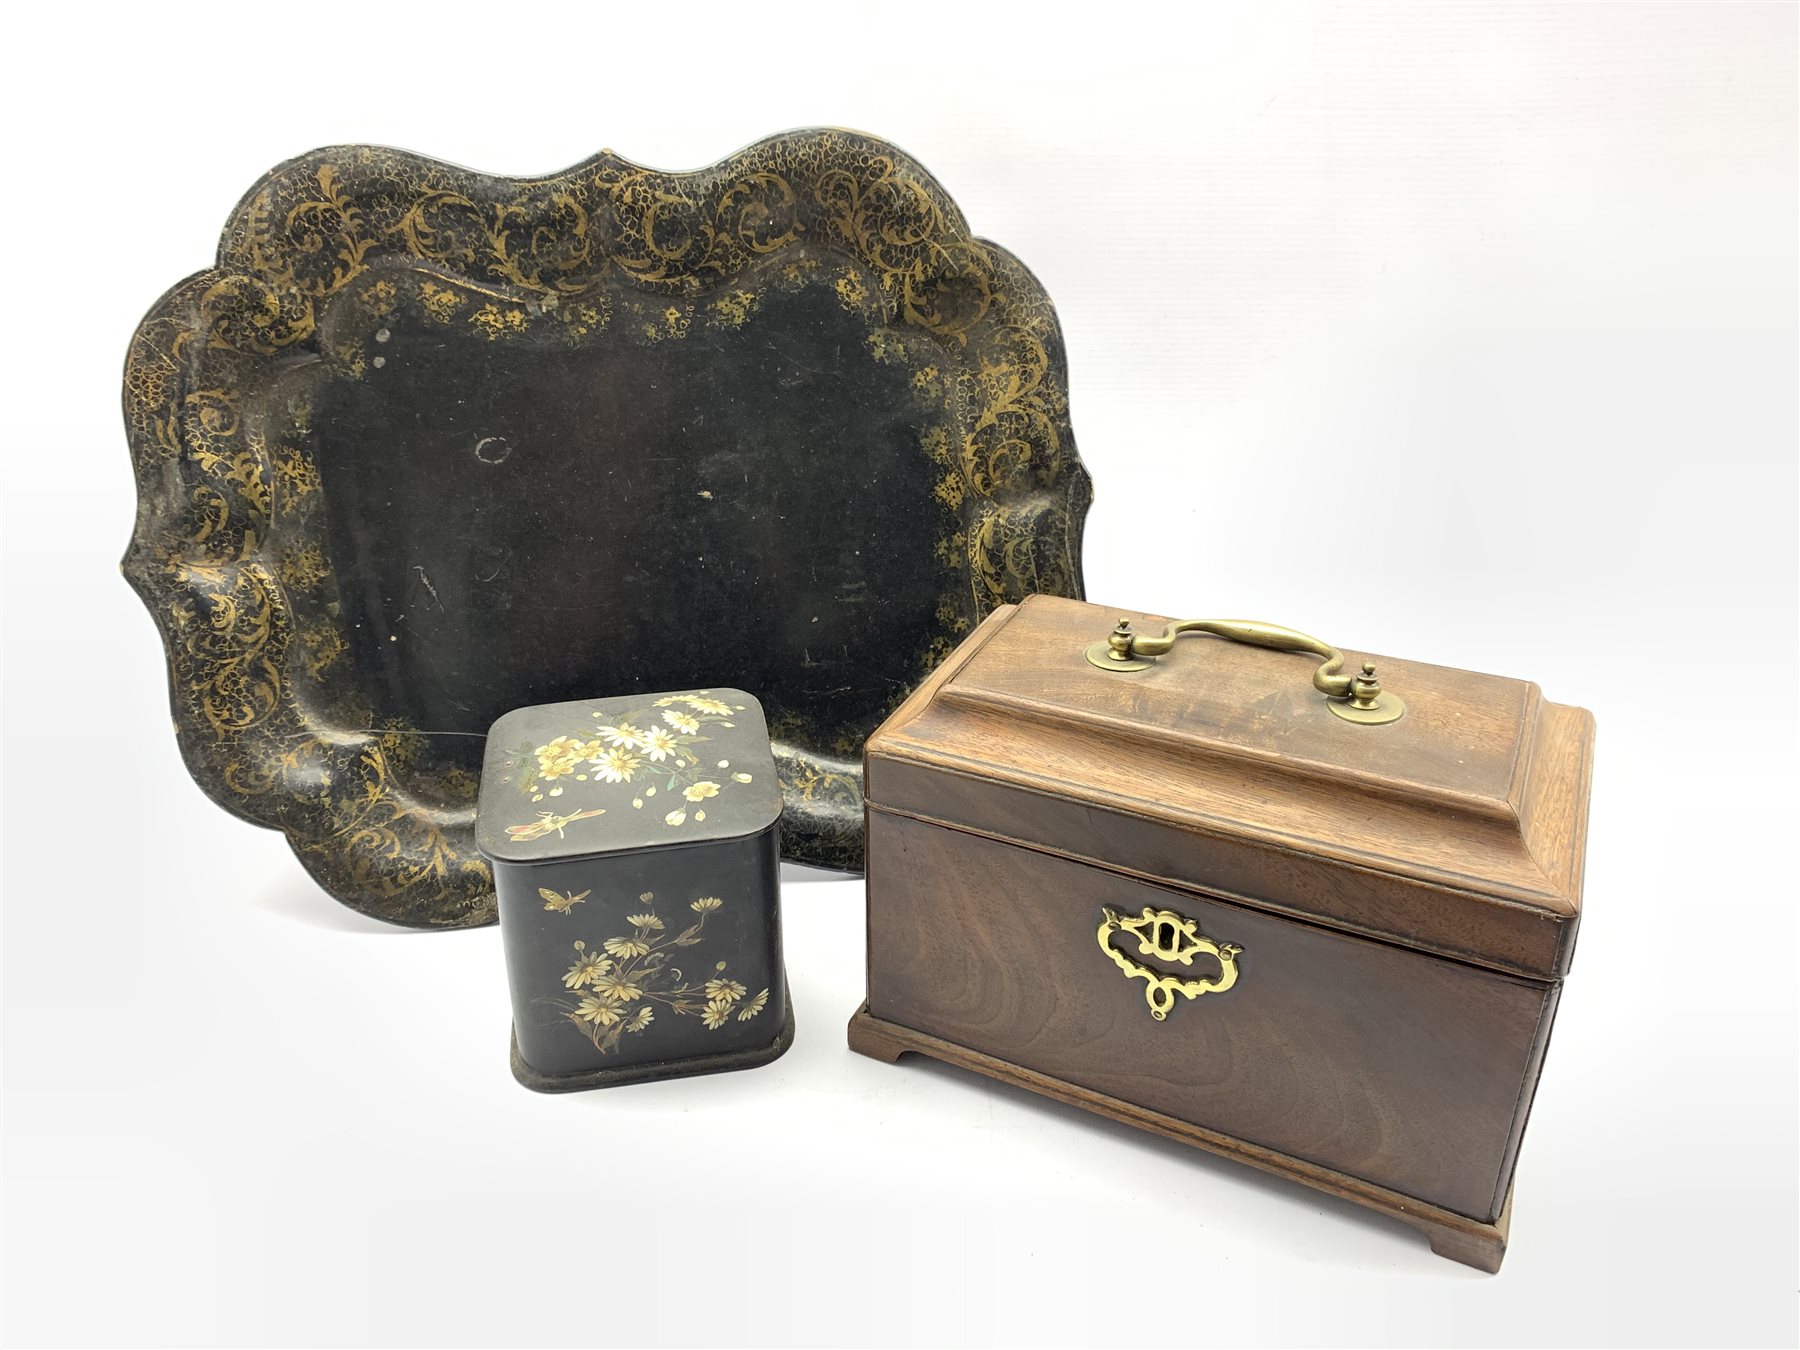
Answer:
123 130 1090 925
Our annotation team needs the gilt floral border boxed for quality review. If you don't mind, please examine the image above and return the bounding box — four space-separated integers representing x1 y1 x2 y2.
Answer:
122 129 1090 927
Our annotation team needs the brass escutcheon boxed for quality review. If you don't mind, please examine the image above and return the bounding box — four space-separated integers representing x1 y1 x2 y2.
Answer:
1097 905 1243 1021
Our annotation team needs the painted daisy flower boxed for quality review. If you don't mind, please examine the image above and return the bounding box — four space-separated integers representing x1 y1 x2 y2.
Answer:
626 1007 654 1033
594 722 644 748
639 726 679 761
563 951 608 989
737 988 769 1021
590 970 643 1002
701 999 734 1030
662 710 700 734
705 977 747 1003
682 781 721 802
683 696 733 716
689 897 722 913
626 913 664 930
602 936 651 960
592 747 642 783
575 996 622 1026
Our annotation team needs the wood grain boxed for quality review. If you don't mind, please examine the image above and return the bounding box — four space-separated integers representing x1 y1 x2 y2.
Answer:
864 810 1551 1222
846 1004 1510 1273
866 595 1593 977
855 593 1594 1270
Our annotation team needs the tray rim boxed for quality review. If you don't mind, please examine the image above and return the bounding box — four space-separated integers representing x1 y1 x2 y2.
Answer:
122 127 1091 927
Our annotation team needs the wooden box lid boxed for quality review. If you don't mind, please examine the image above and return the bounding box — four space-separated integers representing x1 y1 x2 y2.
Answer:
864 595 1594 980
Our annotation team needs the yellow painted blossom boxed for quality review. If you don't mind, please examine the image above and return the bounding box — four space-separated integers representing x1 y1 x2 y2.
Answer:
575 996 622 1026
593 747 642 784
690 897 722 913
683 781 721 802
535 735 601 780
662 710 699 734
564 951 607 989
590 970 643 1002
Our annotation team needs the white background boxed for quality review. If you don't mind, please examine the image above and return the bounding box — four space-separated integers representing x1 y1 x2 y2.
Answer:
3 3 1795 1346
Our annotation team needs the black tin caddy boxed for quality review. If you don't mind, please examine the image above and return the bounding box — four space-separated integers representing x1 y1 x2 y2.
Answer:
476 688 791 1091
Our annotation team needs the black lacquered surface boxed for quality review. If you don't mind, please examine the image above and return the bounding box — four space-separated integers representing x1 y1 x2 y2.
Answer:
122 130 1090 925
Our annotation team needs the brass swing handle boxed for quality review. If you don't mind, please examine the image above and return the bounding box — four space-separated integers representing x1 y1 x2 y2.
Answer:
1098 905 1242 1022
1083 617 1405 725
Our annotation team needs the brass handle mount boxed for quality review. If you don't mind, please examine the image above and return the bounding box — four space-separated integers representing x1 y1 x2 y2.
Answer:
1083 616 1405 726
1097 905 1242 1022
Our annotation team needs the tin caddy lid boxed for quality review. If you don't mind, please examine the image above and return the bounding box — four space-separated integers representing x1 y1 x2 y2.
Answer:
863 596 1594 980
476 688 782 864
